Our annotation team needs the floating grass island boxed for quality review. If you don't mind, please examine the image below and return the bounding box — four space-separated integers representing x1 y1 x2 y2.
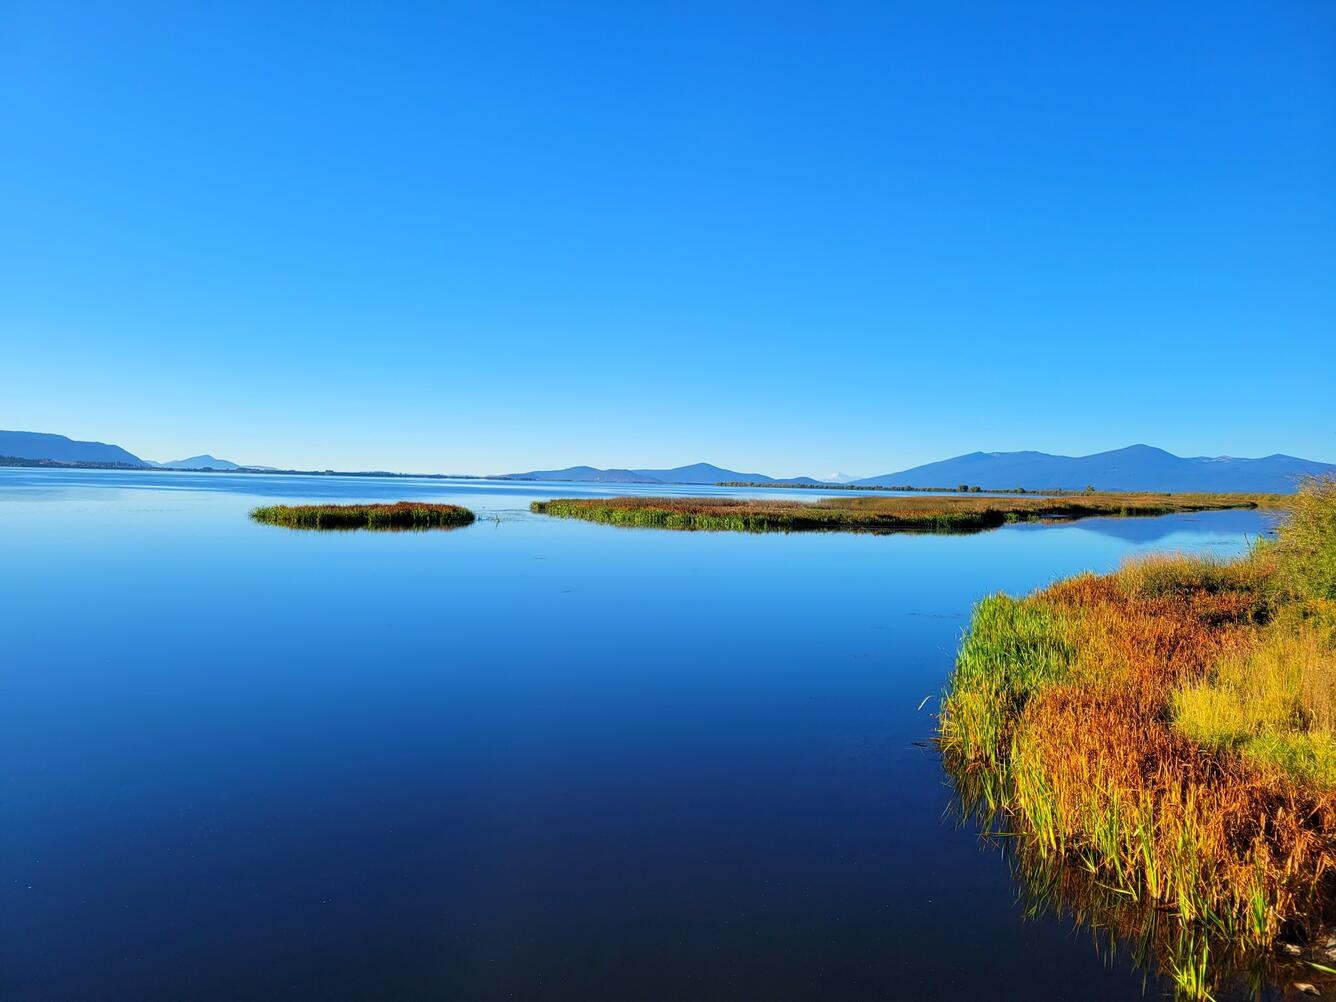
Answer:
939 476 1336 998
250 502 475 530
531 492 1283 534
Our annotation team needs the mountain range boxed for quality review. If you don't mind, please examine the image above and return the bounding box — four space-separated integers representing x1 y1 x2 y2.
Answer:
149 454 244 471
499 446 1334 493
0 431 249 471
855 445 1335 493
2 430 1332 492
0 430 148 467
498 462 825 486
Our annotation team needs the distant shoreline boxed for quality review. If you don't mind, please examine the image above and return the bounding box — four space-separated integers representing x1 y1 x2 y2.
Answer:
0 455 486 481
1 455 1318 497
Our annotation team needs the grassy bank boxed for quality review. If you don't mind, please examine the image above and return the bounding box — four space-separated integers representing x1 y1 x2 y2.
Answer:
531 492 1281 534
250 502 475 530
939 476 1336 998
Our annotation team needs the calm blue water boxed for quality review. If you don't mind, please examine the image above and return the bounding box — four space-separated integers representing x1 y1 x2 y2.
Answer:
1 469 1272 1000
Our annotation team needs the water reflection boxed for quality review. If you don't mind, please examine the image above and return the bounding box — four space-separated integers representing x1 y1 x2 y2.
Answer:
0 467 1285 1001
943 754 1324 1001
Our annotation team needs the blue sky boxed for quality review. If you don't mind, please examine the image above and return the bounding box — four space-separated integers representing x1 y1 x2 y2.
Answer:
2 2 1332 476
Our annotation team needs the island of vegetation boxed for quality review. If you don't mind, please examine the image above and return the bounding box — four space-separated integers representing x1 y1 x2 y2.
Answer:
716 481 1033 492
939 476 1336 999
531 491 1282 534
250 502 475 530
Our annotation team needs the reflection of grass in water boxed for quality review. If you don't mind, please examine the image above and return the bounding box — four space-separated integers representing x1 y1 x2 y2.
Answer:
250 502 475 530
531 492 1279 534
945 758 1299 1001
938 476 1336 1000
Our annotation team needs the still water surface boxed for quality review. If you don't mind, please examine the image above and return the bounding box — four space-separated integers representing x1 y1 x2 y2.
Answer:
1 469 1272 999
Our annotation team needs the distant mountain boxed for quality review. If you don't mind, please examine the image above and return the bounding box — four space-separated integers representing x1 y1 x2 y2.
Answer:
496 462 827 485
6 429 1328 493
153 454 242 471
0 429 148 467
855 445 1336 493
632 463 780 484
0 430 267 472
499 465 664 483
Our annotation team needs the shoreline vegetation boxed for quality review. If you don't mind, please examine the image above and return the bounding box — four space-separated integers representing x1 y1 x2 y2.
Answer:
939 476 1336 999
531 492 1284 534
717 481 1036 492
250 502 475 530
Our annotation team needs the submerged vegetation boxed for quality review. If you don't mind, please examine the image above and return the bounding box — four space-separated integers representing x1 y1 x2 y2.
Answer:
532 492 1281 534
940 476 1336 998
250 502 475 530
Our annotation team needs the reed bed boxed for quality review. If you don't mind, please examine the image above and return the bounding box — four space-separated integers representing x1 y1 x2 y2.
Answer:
532 492 1280 534
250 502 475 530
939 476 1336 999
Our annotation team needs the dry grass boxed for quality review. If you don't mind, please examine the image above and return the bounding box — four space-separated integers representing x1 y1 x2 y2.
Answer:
532 491 1281 534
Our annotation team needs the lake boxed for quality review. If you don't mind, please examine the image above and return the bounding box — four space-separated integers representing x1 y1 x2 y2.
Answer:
1 469 1274 1000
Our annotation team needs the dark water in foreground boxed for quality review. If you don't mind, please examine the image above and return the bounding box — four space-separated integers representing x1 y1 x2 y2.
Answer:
1 470 1273 1000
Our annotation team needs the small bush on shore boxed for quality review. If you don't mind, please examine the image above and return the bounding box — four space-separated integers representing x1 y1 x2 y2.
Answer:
1271 475 1336 601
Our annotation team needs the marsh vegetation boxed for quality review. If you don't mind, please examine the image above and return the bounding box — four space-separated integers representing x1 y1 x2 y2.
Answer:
250 502 475 530
939 476 1336 998
532 492 1281 534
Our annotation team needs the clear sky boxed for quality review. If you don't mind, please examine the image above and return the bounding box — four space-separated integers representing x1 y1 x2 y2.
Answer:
2 2 1332 476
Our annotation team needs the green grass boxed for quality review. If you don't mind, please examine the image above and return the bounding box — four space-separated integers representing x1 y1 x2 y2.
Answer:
938 594 1074 765
250 502 475 530
1269 475 1336 601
